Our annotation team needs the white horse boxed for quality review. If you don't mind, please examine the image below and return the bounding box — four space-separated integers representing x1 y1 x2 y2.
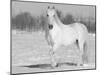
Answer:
45 6 89 67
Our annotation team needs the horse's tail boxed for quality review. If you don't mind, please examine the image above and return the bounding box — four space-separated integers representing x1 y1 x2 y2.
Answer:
83 41 88 63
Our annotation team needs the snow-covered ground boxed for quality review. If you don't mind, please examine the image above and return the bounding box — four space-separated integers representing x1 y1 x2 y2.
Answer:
12 30 96 74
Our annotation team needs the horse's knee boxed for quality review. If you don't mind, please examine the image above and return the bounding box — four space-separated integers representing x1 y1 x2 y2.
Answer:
49 49 55 55
53 44 59 51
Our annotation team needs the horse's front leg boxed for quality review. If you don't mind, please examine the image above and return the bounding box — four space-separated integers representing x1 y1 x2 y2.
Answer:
49 44 59 68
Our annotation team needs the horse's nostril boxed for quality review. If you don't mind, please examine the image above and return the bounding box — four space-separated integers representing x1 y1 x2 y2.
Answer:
48 24 53 29
47 14 49 17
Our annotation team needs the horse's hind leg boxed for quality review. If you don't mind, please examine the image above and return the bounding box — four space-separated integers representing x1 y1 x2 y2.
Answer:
77 40 89 66
76 40 84 66
82 42 89 65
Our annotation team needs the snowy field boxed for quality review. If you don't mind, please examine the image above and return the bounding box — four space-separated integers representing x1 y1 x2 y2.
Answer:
11 30 96 74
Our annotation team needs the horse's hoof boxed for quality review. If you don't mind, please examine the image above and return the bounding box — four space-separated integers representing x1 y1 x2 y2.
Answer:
55 64 59 67
77 64 90 67
51 63 58 68
82 64 90 67
77 64 83 66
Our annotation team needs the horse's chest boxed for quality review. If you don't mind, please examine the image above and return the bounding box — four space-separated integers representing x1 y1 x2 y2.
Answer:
49 29 62 43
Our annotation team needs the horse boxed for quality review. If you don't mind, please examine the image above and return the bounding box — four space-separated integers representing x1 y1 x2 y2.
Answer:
45 6 89 67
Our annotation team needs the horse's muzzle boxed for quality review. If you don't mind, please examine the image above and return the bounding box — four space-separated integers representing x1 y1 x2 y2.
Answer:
48 24 53 30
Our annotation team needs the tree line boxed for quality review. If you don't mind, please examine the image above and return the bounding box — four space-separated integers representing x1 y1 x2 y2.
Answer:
11 10 95 33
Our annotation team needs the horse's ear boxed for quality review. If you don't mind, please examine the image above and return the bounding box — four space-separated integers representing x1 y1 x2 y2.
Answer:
52 6 55 9
48 6 50 9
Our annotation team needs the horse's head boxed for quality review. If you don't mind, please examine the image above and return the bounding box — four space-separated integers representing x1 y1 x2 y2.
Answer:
47 6 56 17
46 6 57 29
46 6 62 30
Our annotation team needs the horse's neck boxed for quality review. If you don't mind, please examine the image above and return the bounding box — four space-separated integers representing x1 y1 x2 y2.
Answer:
51 21 61 33
54 14 63 27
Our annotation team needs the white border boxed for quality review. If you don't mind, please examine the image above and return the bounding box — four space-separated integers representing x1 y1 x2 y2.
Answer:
0 0 99 75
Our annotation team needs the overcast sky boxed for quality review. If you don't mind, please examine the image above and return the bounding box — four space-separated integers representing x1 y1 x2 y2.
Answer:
12 1 95 18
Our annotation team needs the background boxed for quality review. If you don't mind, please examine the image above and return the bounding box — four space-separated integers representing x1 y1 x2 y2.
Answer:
0 0 99 75
11 0 95 74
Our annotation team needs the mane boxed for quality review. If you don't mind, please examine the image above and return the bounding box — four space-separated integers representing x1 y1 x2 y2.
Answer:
54 11 63 26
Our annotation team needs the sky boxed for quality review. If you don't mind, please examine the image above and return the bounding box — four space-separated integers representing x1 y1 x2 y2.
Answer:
12 1 95 18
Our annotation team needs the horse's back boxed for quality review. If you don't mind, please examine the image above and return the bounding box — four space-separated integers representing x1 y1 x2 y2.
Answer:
62 22 88 42
62 22 88 37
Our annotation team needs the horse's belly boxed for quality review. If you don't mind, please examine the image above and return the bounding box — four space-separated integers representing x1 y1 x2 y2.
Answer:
62 32 77 45
54 30 77 45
